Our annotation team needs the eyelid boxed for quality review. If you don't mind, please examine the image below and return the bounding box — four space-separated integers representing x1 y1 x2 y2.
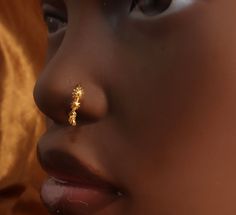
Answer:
131 0 196 19
42 3 68 22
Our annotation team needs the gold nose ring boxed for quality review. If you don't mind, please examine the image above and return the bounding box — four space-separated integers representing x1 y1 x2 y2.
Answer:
68 85 84 126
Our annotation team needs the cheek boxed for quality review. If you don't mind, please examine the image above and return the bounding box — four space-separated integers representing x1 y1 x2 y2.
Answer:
108 2 236 212
150 0 236 144
114 0 236 148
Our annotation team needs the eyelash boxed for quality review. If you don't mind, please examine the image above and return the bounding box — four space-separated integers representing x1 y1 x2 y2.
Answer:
130 0 195 19
130 0 172 15
43 0 194 35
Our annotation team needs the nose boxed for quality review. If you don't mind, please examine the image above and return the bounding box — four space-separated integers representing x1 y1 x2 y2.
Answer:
33 62 108 125
33 1 129 126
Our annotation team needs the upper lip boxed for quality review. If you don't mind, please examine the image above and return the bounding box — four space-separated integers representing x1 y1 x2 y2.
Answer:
37 126 120 192
38 148 117 191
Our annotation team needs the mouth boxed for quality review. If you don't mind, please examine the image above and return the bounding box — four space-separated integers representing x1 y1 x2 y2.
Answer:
37 130 124 215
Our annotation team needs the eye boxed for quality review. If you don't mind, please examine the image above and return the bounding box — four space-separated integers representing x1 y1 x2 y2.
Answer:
44 14 67 34
130 0 195 17
42 4 67 35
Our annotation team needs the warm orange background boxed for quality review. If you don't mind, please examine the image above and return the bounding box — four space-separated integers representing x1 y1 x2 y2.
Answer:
0 0 48 214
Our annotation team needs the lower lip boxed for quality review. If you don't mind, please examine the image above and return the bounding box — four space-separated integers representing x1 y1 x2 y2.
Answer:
41 178 119 215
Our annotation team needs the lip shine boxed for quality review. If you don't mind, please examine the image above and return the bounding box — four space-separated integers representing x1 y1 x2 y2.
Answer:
41 178 119 214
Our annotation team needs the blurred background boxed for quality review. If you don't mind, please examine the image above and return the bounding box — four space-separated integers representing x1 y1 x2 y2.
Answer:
0 0 48 214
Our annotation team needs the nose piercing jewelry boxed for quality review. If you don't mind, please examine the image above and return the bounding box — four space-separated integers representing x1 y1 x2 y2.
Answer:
68 85 84 126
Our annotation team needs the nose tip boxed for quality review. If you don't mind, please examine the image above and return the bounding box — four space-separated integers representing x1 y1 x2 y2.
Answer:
34 78 108 125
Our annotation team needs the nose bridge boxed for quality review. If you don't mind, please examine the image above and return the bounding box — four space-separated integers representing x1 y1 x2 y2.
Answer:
67 0 128 52
61 0 125 74
69 7 115 60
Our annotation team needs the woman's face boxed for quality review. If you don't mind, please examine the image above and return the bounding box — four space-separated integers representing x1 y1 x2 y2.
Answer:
34 0 236 214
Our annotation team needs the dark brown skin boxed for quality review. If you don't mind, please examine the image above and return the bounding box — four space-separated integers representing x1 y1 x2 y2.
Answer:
34 0 236 214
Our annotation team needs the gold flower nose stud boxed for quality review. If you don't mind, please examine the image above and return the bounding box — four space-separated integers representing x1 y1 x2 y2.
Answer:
68 85 84 126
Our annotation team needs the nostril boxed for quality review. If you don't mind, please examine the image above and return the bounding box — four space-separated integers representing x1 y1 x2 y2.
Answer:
33 78 108 126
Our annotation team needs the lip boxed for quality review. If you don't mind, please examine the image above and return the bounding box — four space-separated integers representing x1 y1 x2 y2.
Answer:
41 177 121 215
39 151 123 215
37 130 124 214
